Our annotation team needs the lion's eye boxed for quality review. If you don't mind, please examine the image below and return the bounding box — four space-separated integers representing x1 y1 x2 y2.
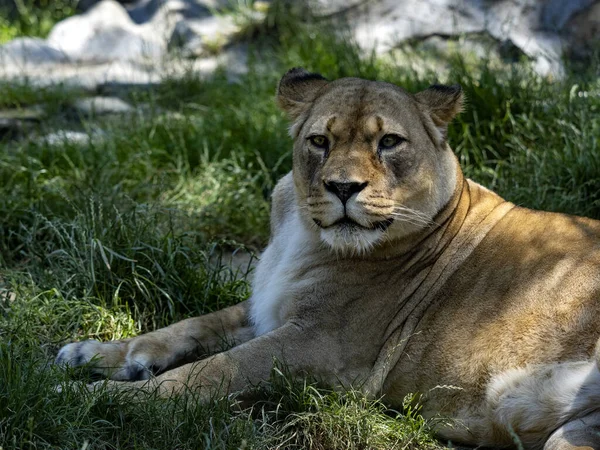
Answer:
378 134 405 150
308 135 329 150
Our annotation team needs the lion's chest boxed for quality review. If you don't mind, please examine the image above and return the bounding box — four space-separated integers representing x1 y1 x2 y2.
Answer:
248 210 410 342
249 210 323 336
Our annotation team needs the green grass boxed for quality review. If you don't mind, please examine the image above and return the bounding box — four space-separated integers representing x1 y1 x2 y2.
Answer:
0 0 78 43
1 4 599 449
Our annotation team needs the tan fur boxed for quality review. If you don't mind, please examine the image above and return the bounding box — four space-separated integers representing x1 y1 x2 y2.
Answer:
57 70 600 449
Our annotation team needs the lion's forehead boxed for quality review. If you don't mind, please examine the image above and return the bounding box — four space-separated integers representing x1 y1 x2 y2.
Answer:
318 79 411 108
307 80 416 137
308 114 409 141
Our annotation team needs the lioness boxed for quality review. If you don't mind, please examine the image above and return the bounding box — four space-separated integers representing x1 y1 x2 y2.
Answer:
57 68 600 450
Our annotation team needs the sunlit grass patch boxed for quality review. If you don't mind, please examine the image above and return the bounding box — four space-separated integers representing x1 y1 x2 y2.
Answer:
255 368 443 450
163 155 271 247
0 286 138 348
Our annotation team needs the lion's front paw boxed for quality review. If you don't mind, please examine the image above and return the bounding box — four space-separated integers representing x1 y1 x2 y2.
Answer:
56 336 179 381
55 339 134 380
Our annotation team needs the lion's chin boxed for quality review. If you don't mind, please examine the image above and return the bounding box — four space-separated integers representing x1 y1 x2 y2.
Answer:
319 225 384 255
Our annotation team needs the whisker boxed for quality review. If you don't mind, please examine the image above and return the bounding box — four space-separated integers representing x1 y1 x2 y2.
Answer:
390 215 431 226
393 205 427 215
389 213 435 228
365 213 392 219
389 216 428 228
393 205 431 218
390 211 431 222
356 201 395 209
392 205 438 226
390 209 433 222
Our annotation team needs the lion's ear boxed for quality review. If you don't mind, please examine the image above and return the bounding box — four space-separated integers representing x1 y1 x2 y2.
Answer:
277 68 329 120
415 84 464 141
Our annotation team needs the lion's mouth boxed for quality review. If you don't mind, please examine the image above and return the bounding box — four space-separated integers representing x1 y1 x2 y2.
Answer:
313 217 394 232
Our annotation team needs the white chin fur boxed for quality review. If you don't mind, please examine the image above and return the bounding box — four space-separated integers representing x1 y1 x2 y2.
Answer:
320 226 383 254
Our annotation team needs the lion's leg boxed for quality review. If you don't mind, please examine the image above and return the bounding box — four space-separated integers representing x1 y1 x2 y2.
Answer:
87 321 343 400
544 411 600 450
482 359 600 449
56 301 253 381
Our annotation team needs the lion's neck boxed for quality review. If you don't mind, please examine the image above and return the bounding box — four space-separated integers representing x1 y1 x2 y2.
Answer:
372 166 505 269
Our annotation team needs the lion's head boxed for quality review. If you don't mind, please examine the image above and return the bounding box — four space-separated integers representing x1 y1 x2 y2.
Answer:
276 68 464 254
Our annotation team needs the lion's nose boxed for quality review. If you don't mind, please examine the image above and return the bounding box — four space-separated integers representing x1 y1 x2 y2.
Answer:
323 180 368 205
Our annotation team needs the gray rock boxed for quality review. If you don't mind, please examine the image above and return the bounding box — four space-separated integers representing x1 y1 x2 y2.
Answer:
0 106 45 140
566 1 600 58
540 0 595 30
77 0 136 11
0 117 24 139
0 106 45 120
169 19 206 56
127 0 212 24
168 15 239 57
73 96 134 116
310 0 369 16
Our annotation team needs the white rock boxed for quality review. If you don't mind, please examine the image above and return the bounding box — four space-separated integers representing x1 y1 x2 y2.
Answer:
42 130 103 146
330 0 596 76
47 0 166 63
0 37 68 68
73 96 134 116
0 60 161 90
352 0 484 50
